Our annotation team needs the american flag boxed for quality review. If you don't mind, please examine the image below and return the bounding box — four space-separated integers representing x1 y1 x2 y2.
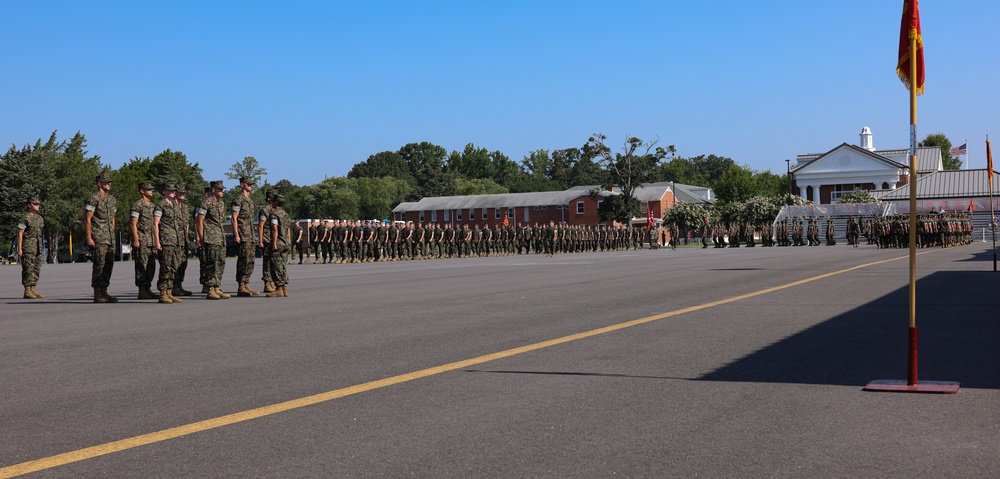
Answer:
950 142 967 156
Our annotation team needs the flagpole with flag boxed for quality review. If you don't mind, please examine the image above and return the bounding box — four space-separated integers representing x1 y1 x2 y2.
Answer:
988 135 996 271
865 0 958 394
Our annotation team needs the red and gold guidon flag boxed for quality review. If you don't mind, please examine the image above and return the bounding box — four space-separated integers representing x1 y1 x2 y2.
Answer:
987 138 994 188
897 0 925 95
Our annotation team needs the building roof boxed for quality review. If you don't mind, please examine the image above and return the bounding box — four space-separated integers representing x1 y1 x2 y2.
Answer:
792 143 908 174
872 147 942 174
391 182 713 212
875 169 1000 200
392 190 584 213
795 145 940 174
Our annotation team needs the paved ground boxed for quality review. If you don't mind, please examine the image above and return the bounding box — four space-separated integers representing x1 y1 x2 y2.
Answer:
1 242 998 478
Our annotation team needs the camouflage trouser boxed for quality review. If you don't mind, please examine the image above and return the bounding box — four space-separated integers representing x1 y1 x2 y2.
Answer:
203 243 226 288
236 240 256 283
268 246 289 286
91 243 115 288
176 252 188 287
134 245 156 287
157 245 182 292
198 246 208 285
21 251 43 287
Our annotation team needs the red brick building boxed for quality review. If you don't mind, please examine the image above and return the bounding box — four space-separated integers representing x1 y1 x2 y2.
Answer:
391 182 714 227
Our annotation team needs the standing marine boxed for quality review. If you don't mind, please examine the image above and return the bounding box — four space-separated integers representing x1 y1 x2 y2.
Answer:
84 171 118 303
17 196 45 299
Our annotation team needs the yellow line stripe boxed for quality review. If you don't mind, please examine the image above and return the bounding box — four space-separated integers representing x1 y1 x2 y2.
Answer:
0 252 923 478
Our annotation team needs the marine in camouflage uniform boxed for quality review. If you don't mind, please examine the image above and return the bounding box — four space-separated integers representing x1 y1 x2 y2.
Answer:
266 194 292 297
153 184 184 303
258 191 276 290
130 181 157 299
85 172 118 303
198 180 230 299
18 197 45 299
291 220 304 264
231 177 259 296
173 187 193 297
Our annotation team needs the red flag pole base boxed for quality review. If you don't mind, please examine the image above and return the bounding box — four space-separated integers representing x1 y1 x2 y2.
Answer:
863 328 960 393
863 380 959 394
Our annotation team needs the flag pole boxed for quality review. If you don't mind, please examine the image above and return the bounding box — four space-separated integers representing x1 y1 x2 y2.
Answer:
906 32 919 386
906 30 917 386
864 0 958 394
988 135 996 271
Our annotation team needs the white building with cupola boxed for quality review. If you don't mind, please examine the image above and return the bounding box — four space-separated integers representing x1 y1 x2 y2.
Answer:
790 127 942 204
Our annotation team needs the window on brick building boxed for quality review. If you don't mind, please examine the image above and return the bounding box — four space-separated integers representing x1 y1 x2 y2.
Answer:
495 208 501 219
576 201 584 215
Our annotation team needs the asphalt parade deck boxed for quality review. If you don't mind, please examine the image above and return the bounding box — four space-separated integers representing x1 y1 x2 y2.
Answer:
1 243 998 478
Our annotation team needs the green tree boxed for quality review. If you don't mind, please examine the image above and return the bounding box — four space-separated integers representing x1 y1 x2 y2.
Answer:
348 150 413 183
753 170 788 198
302 178 360 219
447 144 495 180
455 177 509 196
586 134 674 220
352 176 411 220
149 149 205 212
595 194 636 224
400 142 455 200
714 164 757 204
688 154 736 188
521 149 551 179
838 190 880 203
919 133 962 170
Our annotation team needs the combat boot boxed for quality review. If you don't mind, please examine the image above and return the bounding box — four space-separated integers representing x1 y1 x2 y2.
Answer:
138 287 156 300
158 290 174 304
169 289 183 303
237 282 253 297
281 285 289 297
94 288 109 303
206 287 221 300
31 286 45 298
176 287 193 296
248 284 262 296
24 286 37 299
263 281 276 293
266 286 283 298
101 287 118 303
215 287 231 299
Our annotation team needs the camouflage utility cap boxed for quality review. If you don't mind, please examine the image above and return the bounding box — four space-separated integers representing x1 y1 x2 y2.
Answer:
210 180 225 190
97 172 113 183
139 181 154 191
239 176 255 186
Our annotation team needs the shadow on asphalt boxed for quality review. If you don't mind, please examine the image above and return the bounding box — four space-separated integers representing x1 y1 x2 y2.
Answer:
699 250 1000 389
463 370 688 381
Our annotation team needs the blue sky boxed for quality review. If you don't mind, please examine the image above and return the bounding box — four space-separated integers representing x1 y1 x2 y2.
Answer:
3 1 997 187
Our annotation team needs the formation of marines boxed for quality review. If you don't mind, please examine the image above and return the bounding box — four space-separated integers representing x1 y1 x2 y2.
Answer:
302 220 655 263
700 213 974 249
8 174 979 301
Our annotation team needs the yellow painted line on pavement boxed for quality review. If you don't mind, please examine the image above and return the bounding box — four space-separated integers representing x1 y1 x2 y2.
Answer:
0 252 928 478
